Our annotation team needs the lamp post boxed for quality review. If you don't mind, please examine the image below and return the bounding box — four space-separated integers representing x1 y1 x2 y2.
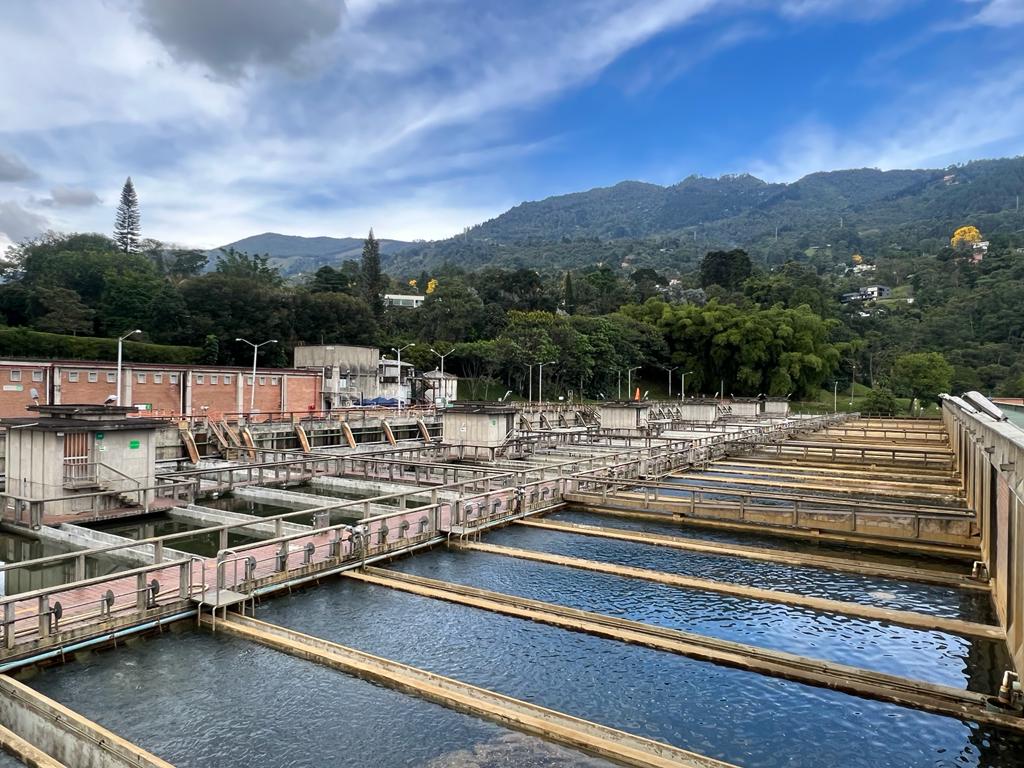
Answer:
527 364 534 403
537 360 556 403
627 366 641 400
834 381 839 413
392 343 415 414
236 338 277 414
680 370 693 401
429 347 454 406
660 366 678 400
116 329 142 406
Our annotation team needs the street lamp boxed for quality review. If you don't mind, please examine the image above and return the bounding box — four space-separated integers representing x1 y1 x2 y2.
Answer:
236 338 277 414
834 380 839 413
116 329 142 406
429 347 454 406
627 366 641 400
537 360 556 403
660 365 678 400
680 370 694 401
611 369 622 400
392 343 415 413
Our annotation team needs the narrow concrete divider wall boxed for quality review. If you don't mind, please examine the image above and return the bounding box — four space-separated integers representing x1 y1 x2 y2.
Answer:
0 676 174 768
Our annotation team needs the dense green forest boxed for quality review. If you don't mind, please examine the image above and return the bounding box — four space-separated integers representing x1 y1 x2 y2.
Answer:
2 156 1024 410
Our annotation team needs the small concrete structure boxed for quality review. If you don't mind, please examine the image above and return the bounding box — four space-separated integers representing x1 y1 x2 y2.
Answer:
442 403 516 449
678 399 719 424
727 397 761 419
1 405 165 524
294 344 379 409
422 369 458 405
763 397 791 417
598 403 652 433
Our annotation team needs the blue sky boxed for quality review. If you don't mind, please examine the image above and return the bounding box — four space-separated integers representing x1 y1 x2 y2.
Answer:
1 0 1023 249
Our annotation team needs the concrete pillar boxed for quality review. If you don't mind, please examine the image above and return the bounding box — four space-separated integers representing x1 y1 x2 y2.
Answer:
184 371 193 417
236 372 244 414
281 374 288 412
123 368 133 407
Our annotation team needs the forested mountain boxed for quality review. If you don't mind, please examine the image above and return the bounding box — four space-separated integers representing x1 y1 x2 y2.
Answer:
211 232 412 278
385 157 1024 274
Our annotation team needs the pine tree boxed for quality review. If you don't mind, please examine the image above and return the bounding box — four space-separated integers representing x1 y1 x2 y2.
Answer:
113 177 141 255
563 271 576 314
359 228 386 318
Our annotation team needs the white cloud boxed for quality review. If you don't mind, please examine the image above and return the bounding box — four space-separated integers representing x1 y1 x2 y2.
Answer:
964 0 1024 26
0 201 50 245
747 67 1024 180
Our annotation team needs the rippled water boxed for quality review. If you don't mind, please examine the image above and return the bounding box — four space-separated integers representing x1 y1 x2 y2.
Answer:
548 508 971 571
391 547 1007 692
27 630 609 768
0 531 125 595
257 578 1024 768
88 514 262 558
481 524 995 622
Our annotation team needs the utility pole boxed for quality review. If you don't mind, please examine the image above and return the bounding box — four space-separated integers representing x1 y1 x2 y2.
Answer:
429 347 454 406
834 381 838 413
850 363 857 407
116 329 141 406
391 343 415 414
661 366 678 399
236 337 277 415
614 369 621 400
680 370 693 401
527 364 534 403
627 367 641 399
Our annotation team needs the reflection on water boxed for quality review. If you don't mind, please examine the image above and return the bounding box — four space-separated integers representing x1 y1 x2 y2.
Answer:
86 514 261 558
0 531 123 595
203 493 363 525
27 630 612 768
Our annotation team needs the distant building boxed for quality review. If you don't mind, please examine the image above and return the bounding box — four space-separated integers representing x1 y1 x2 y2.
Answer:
841 285 892 303
384 294 425 309
422 369 458 405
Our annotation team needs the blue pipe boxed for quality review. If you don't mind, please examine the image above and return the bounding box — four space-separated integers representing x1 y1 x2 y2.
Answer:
0 610 197 674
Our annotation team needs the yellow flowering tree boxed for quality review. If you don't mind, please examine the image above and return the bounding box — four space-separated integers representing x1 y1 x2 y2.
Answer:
426 278 438 295
950 225 982 249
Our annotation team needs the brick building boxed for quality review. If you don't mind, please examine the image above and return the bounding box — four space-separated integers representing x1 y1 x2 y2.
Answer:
0 359 321 419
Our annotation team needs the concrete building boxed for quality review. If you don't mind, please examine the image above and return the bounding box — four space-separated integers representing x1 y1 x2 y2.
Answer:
442 403 516 449
678 399 719 424
0 359 320 420
1 405 167 523
763 397 791 417
378 358 414 405
293 345 379 409
728 397 761 418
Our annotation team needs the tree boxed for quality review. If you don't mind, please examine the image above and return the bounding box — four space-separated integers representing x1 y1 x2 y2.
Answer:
950 225 982 250
563 272 576 314
891 352 953 411
359 229 386 318
699 249 752 290
113 177 141 255
201 334 220 364
860 387 898 417
32 287 95 336
214 248 281 285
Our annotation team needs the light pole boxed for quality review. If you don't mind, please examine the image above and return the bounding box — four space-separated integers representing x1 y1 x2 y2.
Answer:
392 343 415 414
627 367 641 400
236 338 277 414
680 370 693 401
834 381 839 413
537 360 556 403
527 364 534 403
429 347 454 407
660 366 678 400
116 329 142 406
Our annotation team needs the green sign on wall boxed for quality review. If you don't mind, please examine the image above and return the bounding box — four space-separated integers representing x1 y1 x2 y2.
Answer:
129 439 140 449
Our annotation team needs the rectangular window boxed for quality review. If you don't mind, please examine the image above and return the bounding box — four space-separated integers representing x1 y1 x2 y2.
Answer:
223 374 232 385
195 374 204 385
270 376 279 385
67 372 79 383
210 375 218 385
169 373 179 384
106 372 116 383
32 370 43 382
137 373 147 384
153 373 163 384
258 376 266 386
247 375 254 385
87 372 98 383
9 370 21 382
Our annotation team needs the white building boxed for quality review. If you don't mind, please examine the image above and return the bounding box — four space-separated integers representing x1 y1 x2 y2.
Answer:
384 294 425 309
422 369 458 405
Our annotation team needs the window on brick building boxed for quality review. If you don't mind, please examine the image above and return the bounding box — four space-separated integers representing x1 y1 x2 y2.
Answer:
9 370 21 382
258 376 266 386
210 375 218 385
137 373 147 384
107 372 116 383
67 372 79 383
87 372 98 383
271 376 279 385
154 374 163 384
247 376 254 385
169 373 179 384
32 371 43 382
224 375 232 385
195 374 204 384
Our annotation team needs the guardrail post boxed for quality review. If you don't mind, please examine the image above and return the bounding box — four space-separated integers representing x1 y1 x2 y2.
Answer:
74 554 86 581
136 573 148 611
4 603 15 649
38 596 50 638
219 529 229 551
179 561 190 599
